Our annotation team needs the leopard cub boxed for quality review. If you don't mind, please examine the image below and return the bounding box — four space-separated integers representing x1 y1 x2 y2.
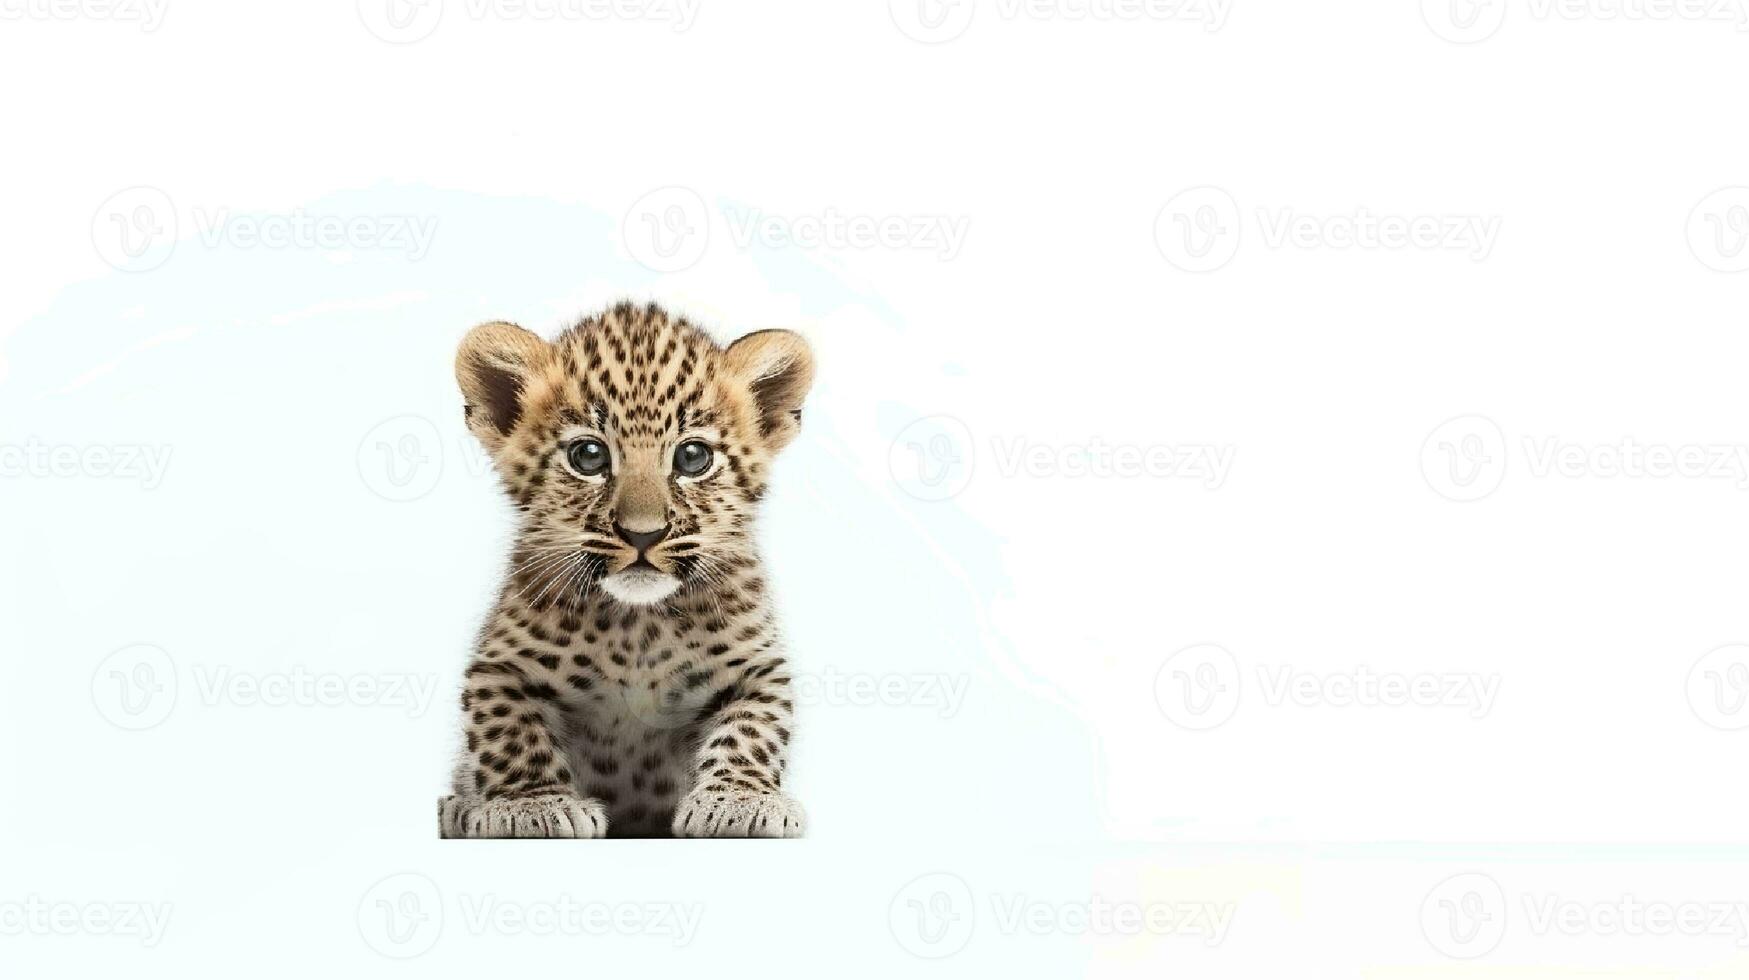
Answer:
437 302 813 838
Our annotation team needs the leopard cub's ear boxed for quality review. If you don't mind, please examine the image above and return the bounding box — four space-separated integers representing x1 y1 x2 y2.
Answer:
724 329 814 454
455 321 551 452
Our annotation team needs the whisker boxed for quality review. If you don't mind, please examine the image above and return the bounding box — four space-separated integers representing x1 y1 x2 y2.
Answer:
558 554 601 615
528 554 584 607
516 551 581 601
512 550 582 584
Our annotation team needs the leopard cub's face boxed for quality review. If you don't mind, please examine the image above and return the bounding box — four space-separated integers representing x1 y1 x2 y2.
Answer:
454 304 813 608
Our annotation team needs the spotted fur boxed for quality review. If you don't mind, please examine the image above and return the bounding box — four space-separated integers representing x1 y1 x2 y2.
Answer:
437 301 813 838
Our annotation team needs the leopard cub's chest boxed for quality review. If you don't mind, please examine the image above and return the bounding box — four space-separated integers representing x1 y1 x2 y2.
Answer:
487 609 723 741
540 618 732 836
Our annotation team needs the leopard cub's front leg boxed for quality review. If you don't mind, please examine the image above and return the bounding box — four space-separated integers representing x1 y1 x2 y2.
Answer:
439 661 606 839
673 667 804 839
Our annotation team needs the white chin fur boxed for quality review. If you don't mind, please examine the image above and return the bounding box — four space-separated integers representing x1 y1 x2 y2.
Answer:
601 569 681 606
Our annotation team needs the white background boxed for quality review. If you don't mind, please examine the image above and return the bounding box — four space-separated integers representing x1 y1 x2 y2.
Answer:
3 0 1749 975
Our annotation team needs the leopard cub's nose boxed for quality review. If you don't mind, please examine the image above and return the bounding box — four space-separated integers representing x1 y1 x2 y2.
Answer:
615 524 669 554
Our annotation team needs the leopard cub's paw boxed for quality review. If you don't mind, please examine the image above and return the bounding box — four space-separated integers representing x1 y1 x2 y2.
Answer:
672 789 805 838
439 793 607 839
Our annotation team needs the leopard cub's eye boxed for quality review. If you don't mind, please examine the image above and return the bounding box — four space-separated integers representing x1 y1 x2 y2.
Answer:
673 440 713 478
565 438 610 478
